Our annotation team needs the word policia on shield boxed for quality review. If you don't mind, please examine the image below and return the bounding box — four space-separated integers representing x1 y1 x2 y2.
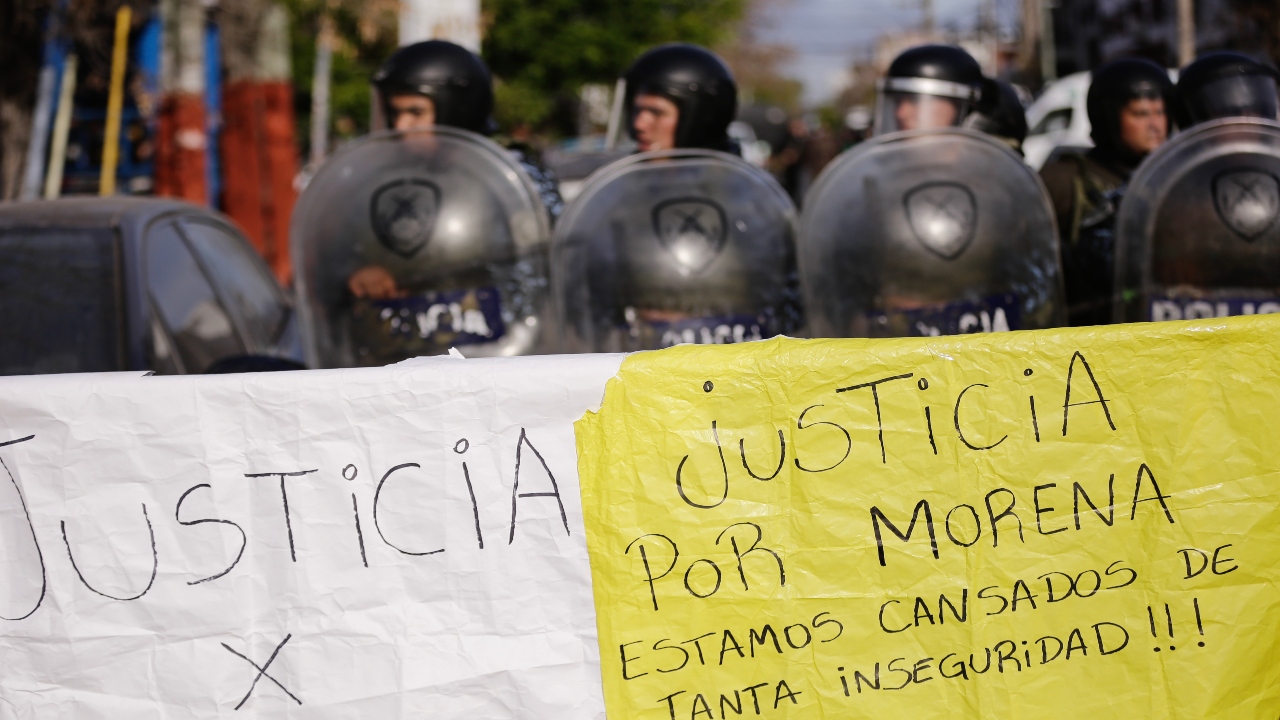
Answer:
577 314 1280 720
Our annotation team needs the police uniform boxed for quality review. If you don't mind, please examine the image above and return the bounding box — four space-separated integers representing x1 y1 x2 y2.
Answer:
372 40 564 222
1038 58 1174 327
551 44 802 352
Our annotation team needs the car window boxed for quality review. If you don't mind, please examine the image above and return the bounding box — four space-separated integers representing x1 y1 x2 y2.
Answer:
1029 108 1073 136
0 227 123 375
146 220 245 373
178 219 289 347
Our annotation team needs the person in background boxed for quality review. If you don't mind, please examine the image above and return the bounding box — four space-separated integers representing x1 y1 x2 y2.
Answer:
965 77 1029 154
1039 58 1174 326
350 40 562 301
873 45 985 135
1175 51 1279 128
622 44 739 153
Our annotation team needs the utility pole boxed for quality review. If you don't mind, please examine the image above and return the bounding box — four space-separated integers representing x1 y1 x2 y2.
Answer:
311 8 333 165
400 0 481 50
979 0 996 40
21 4 65 200
43 54 76 199
221 0 300 283
1040 0 1057 83
100 5 131 196
1020 0 1040 77
1177 0 1196 67
155 0 209 202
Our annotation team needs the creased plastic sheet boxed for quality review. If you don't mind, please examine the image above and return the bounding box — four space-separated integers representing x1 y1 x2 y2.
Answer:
577 315 1280 719
0 353 622 718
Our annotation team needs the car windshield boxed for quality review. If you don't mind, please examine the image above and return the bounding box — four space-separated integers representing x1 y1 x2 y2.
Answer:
0 227 124 375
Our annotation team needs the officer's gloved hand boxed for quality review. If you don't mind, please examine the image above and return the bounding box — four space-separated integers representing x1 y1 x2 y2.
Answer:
347 265 404 300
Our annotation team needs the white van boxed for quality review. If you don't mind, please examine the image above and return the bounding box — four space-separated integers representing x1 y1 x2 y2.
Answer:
1023 68 1178 171
1023 72 1093 170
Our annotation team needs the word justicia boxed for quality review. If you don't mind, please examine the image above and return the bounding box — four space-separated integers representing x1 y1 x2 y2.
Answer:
0 429 567 621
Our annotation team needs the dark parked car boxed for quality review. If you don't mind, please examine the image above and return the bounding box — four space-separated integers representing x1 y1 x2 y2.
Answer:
0 197 302 375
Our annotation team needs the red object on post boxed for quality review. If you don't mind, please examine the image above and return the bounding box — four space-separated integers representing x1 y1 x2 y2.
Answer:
220 80 299 285
154 94 209 204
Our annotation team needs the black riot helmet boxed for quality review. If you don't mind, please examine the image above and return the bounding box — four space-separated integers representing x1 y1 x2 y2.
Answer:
874 44 984 135
372 40 494 134
1176 51 1279 128
623 44 738 151
1086 58 1174 163
964 77 1029 152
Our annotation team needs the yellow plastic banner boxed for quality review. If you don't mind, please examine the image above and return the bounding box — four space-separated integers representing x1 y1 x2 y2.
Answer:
577 316 1280 720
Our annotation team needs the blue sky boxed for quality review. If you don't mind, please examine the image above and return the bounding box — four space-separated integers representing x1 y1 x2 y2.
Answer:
755 0 1020 105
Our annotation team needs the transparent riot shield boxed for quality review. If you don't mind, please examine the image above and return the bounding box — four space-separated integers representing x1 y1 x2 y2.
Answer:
551 150 802 352
291 127 551 368
1115 118 1280 323
799 128 1064 338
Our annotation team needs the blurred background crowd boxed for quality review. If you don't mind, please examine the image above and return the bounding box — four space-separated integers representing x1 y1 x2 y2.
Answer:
3 0 1278 238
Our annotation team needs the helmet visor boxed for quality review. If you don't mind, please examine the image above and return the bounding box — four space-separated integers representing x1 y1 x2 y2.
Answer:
874 77 977 135
874 91 971 135
1186 74 1279 124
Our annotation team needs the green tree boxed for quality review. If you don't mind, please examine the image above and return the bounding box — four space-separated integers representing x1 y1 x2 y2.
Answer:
281 0 397 155
482 0 747 135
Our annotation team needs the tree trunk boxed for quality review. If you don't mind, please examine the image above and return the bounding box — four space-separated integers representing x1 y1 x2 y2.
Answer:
0 0 44 200
220 0 300 284
154 0 208 202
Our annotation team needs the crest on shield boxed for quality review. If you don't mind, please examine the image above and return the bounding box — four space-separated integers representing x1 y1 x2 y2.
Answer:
903 181 978 260
651 198 729 275
370 179 442 257
1212 169 1280 242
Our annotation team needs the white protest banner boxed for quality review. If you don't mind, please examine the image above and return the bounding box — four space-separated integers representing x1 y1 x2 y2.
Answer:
0 354 621 718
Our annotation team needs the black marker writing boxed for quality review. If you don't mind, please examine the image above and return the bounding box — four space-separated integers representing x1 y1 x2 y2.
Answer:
954 383 1008 451
343 465 368 568
675 421 729 509
509 428 569 543
222 634 302 710
1063 351 1116 436
793 405 851 473
836 373 914 463
373 463 444 556
175 484 247 584
456 439 484 550
62 504 158 601
244 469 318 563
0 438 46 621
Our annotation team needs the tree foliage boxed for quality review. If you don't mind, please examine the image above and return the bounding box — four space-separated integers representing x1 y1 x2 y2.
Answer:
280 0 398 152
481 0 747 133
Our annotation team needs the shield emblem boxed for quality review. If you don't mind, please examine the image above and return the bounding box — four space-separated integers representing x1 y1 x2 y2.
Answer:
370 179 442 257
651 198 728 275
1213 169 1280 242
903 182 978 259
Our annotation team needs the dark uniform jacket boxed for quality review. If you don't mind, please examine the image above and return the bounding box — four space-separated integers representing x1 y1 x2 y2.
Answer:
1039 149 1134 327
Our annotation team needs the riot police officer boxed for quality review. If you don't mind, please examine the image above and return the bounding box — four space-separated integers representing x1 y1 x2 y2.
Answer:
964 77 1029 154
372 40 494 134
552 45 801 352
797 44 1062 339
622 43 738 153
1175 51 1279 128
348 40 562 302
1039 58 1173 326
874 44 985 134
1114 54 1280 324
291 41 558 368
